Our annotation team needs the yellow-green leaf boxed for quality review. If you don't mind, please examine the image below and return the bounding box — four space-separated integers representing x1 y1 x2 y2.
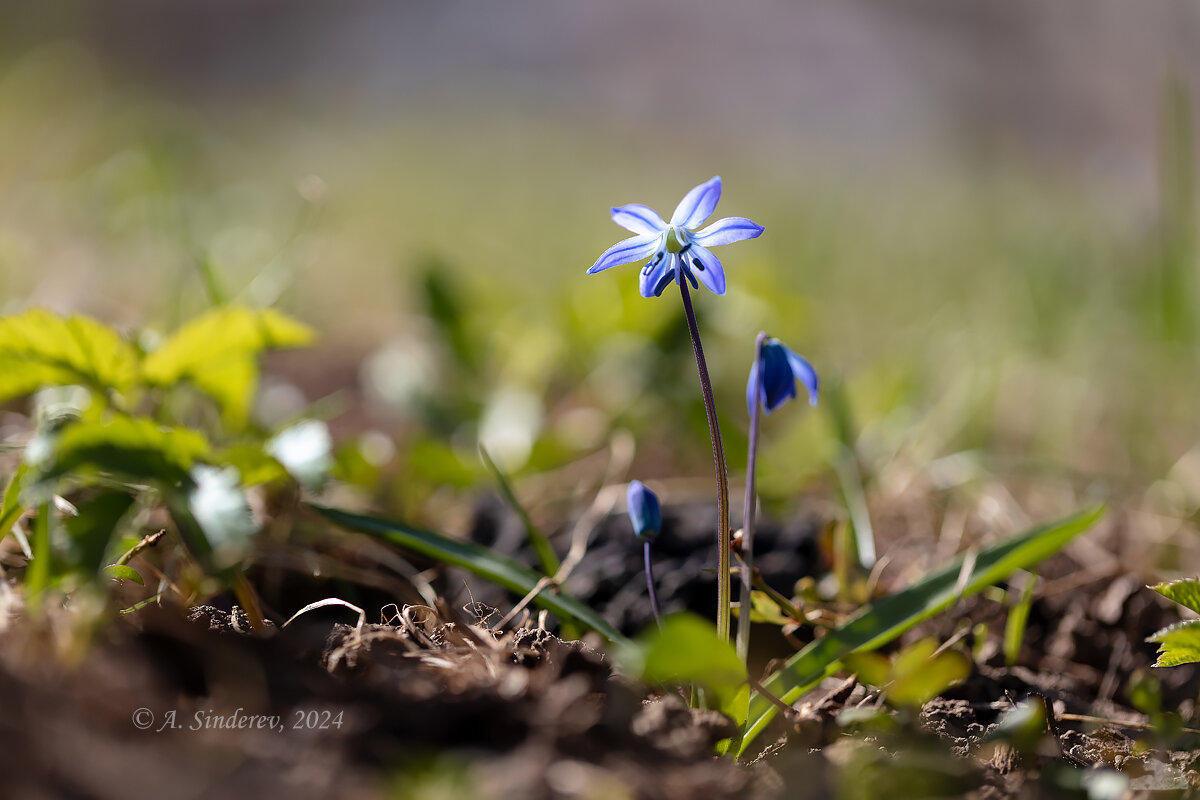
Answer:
220 444 289 487
1148 620 1200 667
142 306 315 386
189 354 257 429
36 415 212 485
1152 579 1200 615
0 309 138 400
617 613 747 713
105 564 144 585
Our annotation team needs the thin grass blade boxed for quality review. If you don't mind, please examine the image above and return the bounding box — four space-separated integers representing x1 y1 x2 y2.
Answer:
478 444 560 576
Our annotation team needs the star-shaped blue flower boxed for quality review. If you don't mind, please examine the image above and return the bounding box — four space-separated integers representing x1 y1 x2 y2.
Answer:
747 338 819 415
586 177 764 297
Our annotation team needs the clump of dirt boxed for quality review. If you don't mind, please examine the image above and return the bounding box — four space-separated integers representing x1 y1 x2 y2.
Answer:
0 601 776 800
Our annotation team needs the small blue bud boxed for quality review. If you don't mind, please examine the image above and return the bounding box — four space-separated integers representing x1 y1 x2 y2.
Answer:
626 480 662 540
747 337 819 415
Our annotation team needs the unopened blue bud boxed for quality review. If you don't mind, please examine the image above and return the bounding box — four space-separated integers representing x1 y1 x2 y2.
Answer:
626 480 662 540
747 337 819 415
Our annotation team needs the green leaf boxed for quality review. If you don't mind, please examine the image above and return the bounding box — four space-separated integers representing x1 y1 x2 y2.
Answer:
105 564 144 585
311 503 630 647
1148 619 1200 667
617 613 747 716
889 644 971 708
65 490 136 575
843 651 893 689
189 354 257 429
0 464 30 556
738 505 1104 755
141 306 315 424
479 444 559 576
844 638 972 708
220 444 290 487
0 309 138 400
1152 579 1200 615
25 503 53 607
35 415 211 486
1003 570 1038 666
747 590 794 626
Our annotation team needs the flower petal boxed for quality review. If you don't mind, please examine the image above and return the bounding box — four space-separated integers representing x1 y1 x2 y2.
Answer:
611 204 667 236
670 176 722 228
760 341 799 413
587 233 661 274
694 216 764 247
746 360 763 416
626 480 662 540
638 251 677 297
683 244 726 295
785 348 819 405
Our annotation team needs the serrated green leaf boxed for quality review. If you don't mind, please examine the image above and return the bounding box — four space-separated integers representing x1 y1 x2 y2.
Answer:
1147 619 1200 667
105 564 144 585
0 309 138 401
189 354 257 429
142 306 314 385
739 505 1105 755
35 415 211 486
141 307 315 424
1152 579 1200 615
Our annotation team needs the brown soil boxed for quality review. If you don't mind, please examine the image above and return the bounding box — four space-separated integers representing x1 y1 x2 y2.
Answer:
2 498 1199 798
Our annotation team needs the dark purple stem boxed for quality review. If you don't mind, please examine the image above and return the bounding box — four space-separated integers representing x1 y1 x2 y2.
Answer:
678 278 732 642
644 539 663 629
737 332 767 663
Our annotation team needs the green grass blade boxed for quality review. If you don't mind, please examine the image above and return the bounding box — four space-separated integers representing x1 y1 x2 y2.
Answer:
1003 570 1038 666
739 505 1104 755
0 464 30 558
478 444 560 576
311 503 628 646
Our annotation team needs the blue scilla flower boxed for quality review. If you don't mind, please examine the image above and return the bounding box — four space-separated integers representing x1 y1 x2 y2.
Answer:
586 177 764 298
746 338 819 415
626 480 662 540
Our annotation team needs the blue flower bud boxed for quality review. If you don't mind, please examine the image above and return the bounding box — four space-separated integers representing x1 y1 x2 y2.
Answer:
626 480 662 540
747 337 819 415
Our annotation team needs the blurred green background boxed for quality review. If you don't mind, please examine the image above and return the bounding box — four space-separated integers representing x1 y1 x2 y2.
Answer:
1 2 1199 548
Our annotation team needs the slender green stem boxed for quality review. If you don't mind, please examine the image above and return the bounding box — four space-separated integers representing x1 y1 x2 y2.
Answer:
737 332 767 663
678 278 731 642
26 503 51 613
752 567 807 625
644 540 663 629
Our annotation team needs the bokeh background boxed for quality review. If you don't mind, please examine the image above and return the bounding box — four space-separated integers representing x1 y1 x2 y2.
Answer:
2 1 1200 560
